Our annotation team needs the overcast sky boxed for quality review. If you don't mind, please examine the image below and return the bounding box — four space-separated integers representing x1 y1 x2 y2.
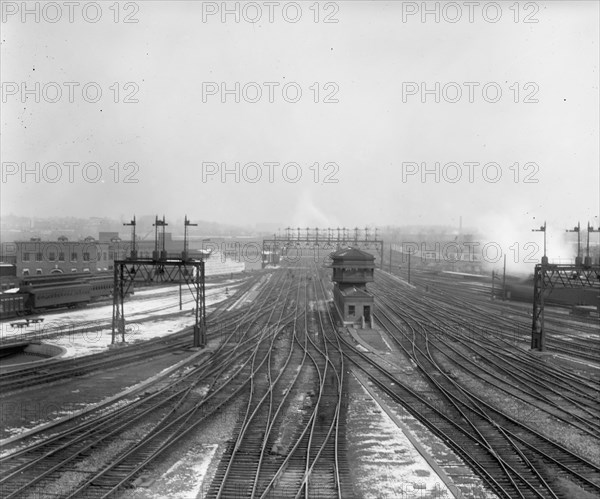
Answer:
1 1 598 245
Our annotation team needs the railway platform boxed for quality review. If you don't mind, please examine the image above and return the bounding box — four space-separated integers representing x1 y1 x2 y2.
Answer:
345 325 392 355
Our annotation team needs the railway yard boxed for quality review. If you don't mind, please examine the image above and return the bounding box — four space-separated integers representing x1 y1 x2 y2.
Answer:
0 261 599 498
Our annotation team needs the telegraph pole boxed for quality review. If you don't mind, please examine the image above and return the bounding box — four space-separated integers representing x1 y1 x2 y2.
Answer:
566 222 581 267
585 222 599 266
181 216 198 310
502 254 506 300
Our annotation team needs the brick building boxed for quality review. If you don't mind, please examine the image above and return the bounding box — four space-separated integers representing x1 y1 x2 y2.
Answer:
14 238 111 276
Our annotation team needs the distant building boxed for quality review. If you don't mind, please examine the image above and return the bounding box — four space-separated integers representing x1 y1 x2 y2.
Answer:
11 232 247 278
331 247 375 327
0 263 18 291
0 242 17 265
14 238 111 276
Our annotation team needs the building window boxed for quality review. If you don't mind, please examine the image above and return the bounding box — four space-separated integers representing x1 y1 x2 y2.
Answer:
71 253 78 262
49 252 56 261
109 251 114 259
103 252 108 261
22 269 30 276
59 252 65 261
36 269 43 275
36 253 43 261
23 252 31 262
348 305 355 316
71 268 77 272
83 252 90 262
83 268 90 272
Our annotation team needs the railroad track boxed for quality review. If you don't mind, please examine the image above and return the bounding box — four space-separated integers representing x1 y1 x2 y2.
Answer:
0 275 263 392
3 262 596 498
374 276 600 435
205 267 349 498
0 275 255 348
0 270 295 497
384 268 600 363
365 274 600 498
206 270 303 498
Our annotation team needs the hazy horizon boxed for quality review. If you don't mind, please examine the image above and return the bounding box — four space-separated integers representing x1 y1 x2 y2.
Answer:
2 1 598 258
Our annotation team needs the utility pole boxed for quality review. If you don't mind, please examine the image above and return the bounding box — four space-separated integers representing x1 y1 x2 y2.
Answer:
181 216 198 310
408 252 411 284
153 215 159 255
566 222 581 266
502 254 506 300
183 215 198 259
153 215 168 259
585 222 599 266
161 215 167 256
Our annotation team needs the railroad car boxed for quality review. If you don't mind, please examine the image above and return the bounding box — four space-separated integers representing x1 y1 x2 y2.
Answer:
19 272 111 287
90 278 114 299
0 275 115 319
505 278 600 313
22 283 91 312
20 273 115 301
0 293 27 319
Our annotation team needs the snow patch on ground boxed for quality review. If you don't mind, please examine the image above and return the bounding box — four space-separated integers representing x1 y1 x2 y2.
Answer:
128 444 218 498
349 380 452 499
1 281 243 358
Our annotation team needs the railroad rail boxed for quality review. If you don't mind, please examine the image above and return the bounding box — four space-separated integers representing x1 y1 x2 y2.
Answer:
0 270 293 497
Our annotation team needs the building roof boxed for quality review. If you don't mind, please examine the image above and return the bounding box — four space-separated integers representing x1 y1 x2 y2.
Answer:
331 247 375 262
339 286 374 298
